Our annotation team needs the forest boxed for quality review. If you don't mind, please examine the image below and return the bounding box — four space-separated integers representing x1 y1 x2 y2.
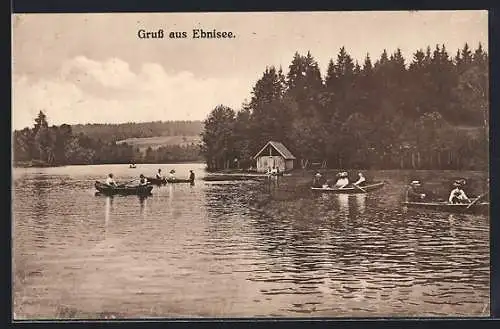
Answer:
13 114 203 166
71 121 203 143
201 43 489 171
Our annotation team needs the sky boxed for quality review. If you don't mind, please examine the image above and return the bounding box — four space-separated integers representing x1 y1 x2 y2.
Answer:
12 11 488 130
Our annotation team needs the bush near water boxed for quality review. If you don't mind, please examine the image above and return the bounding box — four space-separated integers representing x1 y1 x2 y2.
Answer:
202 44 488 171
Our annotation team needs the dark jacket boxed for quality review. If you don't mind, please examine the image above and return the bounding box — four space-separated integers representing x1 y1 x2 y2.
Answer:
406 186 425 201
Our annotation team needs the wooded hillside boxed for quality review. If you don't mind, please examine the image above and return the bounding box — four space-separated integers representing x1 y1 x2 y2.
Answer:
13 117 203 166
72 121 203 143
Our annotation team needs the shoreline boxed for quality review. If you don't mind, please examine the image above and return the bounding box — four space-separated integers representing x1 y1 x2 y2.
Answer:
13 160 206 168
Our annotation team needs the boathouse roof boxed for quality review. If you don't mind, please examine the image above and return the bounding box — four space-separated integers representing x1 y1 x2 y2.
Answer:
253 141 296 160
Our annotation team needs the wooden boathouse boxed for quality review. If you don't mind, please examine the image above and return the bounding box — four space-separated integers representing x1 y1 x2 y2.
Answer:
253 141 296 173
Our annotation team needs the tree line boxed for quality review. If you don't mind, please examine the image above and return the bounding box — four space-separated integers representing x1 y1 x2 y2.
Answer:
13 112 202 166
71 120 203 143
201 43 488 171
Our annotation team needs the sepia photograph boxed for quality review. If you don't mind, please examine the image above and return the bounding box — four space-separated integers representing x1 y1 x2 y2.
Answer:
12 11 489 319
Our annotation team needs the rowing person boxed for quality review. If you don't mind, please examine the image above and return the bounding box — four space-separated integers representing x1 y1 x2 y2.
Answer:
406 180 426 201
155 169 164 179
189 170 195 183
352 172 366 186
448 179 471 204
105 173 118 187
139 174 149 186
312 172 326 188
334 171 349 189
168 169 176 181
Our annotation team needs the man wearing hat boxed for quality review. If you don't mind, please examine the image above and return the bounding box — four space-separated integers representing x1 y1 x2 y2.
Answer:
406 180 427 202
168 169 176 181
313 171 325 188
448 179 471 204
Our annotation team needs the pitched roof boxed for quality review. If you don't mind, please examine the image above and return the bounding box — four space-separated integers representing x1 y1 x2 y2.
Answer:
253 141 296 160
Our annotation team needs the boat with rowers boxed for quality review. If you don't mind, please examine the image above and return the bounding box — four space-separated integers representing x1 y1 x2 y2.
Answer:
311 181 385 194
95 181 153 196
146 177 193 185
402 200 489 215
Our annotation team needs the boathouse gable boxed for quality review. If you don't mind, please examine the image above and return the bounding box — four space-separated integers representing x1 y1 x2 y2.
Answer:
253 141 296 173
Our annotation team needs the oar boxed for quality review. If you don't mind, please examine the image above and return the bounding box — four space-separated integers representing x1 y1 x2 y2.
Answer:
352 183 367 193
466 191 489 209
118 178 138 187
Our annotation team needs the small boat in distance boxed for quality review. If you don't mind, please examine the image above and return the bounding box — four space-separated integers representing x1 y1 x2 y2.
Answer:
129 164 137 168
402 201 489 215
311 181 385 194
95 181 153 196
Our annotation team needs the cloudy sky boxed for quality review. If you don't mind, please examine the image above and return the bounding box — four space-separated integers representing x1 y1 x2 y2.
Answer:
12 11 488 130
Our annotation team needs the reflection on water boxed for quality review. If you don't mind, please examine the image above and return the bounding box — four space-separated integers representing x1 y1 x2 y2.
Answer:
104 196 112 236
12 164 489 318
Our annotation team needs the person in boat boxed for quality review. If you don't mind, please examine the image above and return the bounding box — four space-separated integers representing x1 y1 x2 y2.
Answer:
139 174 149 186
406 180 427 202
105 173 118 187
189 170 195 183
155 169 163 179
333 171 349 189
448 179 471 204
168 169 176 181
312 172 326 188
353 172 366 186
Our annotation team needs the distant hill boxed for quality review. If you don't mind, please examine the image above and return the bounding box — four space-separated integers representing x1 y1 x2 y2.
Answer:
71 120 203 143
117 135 202 151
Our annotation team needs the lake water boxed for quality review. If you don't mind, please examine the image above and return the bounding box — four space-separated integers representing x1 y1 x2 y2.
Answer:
12 163 490 319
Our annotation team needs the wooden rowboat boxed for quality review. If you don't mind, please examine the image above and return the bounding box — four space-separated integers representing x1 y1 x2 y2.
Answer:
203 173 291 181
402 201 489 215
311 181 385 194
146 177 193 185
146 177 167 185
166 178 193 184
95 181 153 196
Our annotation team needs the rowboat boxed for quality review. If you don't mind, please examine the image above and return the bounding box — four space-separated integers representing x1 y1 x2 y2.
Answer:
166 178 193 184
311 181 385 194
146 177 193 185
95 181 153 196
146 177 167 185
402 201 489 215
203 175 261 182
203 172 291 181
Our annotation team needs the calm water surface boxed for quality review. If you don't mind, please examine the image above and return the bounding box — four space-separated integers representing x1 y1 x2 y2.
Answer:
12 164 489 318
